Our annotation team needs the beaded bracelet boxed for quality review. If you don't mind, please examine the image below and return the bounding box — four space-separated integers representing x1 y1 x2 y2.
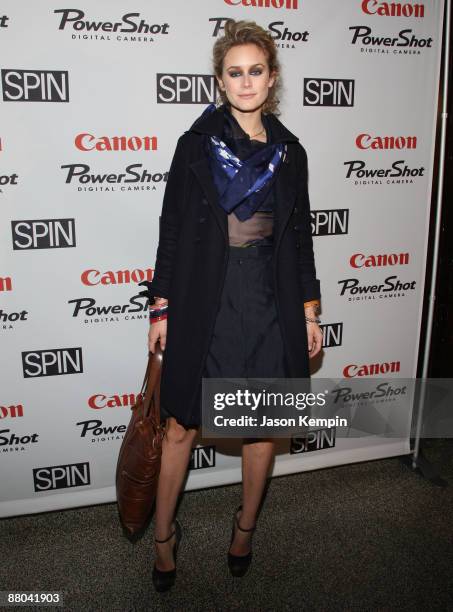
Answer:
149 306 168 314
149 303 168 324
149 304 168 313
149 313 168 324
305 315 321 324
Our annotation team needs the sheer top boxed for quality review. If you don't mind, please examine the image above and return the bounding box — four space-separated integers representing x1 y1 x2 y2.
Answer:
227 191 275 247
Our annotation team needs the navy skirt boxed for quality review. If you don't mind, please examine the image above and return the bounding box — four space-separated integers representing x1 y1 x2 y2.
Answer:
202 245 289 380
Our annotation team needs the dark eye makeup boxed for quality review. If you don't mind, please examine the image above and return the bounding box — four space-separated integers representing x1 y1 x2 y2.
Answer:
228 68 264 78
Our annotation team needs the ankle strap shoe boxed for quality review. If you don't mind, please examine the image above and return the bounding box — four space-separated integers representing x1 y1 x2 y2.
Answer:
152 519 182 592
227 505 256 577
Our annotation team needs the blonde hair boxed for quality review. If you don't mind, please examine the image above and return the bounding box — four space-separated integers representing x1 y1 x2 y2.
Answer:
212 19 281 115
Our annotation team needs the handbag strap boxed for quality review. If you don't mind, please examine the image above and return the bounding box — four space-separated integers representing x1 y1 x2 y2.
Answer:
140 348 162 424
139 354 152 396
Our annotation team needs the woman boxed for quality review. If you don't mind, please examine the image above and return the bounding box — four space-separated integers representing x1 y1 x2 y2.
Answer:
145 19 322 591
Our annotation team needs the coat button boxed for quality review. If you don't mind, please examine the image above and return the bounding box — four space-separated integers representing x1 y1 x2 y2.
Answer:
194 237 201 243
293 225 300 231
199 217 207 223
293 207 298 214
296 242 301 249
202 197 208 205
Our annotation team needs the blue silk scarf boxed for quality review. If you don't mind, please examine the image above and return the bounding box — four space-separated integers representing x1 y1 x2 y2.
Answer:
203 104 285 222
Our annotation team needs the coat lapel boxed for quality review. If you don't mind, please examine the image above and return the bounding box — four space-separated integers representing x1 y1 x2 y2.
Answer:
273 147 297 254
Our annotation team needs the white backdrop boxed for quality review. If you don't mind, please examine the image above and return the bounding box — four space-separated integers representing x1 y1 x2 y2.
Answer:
0 0 445 517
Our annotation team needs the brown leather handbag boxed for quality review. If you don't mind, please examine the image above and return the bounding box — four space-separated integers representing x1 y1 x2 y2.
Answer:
116 344 165 537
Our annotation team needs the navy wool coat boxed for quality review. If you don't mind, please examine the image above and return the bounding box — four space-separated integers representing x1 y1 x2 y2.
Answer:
147 107 321 427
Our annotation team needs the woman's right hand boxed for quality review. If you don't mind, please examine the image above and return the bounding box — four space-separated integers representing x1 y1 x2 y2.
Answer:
148 319 167 353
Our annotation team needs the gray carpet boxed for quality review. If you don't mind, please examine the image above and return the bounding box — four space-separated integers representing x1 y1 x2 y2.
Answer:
1 440 452 612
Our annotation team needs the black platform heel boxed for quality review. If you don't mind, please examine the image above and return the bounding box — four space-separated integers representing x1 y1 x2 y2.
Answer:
227 505 256 577
152 519 182 592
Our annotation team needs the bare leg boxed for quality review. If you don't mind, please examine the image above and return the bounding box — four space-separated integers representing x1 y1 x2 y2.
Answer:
229 439 275 556
154 417 198 570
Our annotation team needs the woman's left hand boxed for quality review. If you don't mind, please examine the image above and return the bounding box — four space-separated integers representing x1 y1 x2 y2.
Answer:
306 321 323 358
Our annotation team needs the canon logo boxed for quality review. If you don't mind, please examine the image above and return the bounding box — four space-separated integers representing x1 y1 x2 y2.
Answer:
350 252 409 268
356 134 417 150
361 1 425 18
88 393 138 409
0 404 24 419
81 268 153 286
343 361 401 377
224 0 298 8
75 133 157 152
0 276 12 292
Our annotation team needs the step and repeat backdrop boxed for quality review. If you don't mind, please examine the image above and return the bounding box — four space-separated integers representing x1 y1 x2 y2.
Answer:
0 1 445 517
